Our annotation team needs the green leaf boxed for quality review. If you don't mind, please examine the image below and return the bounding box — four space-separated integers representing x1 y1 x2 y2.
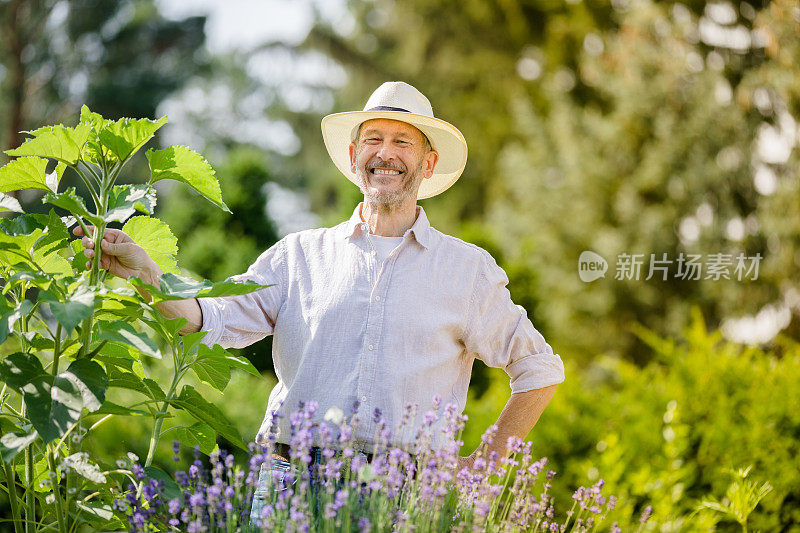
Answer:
0 355 107 443
69 237 91 273
75 501 115 522
25 374 73 442
0 352 45 390
14 454 56 492
43 187 103 226
201 344 260 377
172 422 216 455
128 273 273 303
106 367 147 394
147 146 230 212
143 465 182 501
79 106 115 165
39 284 95 333
6 123 92 166
99 116 168 162
0 156 51 193
32 209 71 257
0 426 38 463
59 359 108 412
191 354 231 392
190 344 260 392
171 386 244 450
143 378 166 401
95 341 138 362
180 330 208 357
104 184 157 223
121 216 179 274
3 300 34 341
96 321 161 359
1 270 53 291
63 452 107 483
93 401 147 417
0 191 23 213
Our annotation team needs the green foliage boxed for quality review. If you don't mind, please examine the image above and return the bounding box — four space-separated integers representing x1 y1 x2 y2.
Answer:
464 311 796 530
697 466 774 531
0 108 270 532
147 145 230 212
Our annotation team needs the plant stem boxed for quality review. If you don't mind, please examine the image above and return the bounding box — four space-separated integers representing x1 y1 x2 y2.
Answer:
46 446 67 533
145 341 183 467
73 167 101 214
52 324 62 376
77 171 110 359
24 443 34 533
1 437 23 533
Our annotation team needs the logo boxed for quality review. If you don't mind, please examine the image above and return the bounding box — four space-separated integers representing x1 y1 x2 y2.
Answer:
579 251 608 282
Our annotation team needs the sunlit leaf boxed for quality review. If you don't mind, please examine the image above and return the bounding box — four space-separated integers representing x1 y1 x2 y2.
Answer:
171 422 216 455
80 106 115 165
99 116 168 162
39 284 94 333
96 320 161 359
43 187 103 226
0 426 38 463
0 192 23 213
59 359 107 412
0 355 107 443
0 352 45 390
128 273 272 303
104 184 157 223
62 452 106 483
147 146 230 212
121 216 179 275
0 157 51 193
6 123 92 166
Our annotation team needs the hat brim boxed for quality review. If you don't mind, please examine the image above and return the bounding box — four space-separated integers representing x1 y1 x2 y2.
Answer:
321 110 468 200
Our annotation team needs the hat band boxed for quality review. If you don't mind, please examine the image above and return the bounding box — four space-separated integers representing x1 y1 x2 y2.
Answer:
366 106 411 113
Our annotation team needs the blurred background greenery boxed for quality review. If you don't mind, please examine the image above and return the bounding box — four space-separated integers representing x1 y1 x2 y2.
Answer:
1 0 798 529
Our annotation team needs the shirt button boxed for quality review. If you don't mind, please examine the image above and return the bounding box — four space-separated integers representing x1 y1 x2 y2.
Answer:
361 223 369 232
374 296 380 302
368 344 374 351
361 396 367 403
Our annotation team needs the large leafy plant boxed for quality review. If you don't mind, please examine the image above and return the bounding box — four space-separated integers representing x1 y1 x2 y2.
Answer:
0 108 270 532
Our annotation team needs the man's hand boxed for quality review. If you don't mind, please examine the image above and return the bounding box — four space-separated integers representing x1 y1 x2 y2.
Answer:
73 226 158 281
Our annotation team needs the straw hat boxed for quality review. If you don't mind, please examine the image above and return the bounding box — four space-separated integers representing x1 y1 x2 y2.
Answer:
321 81 468 200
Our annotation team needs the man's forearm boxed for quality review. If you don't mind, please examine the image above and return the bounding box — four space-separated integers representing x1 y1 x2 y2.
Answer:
467 384 558 461
132 261 203 336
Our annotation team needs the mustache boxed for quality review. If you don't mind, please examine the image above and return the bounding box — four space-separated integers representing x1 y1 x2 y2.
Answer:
366 158 406 172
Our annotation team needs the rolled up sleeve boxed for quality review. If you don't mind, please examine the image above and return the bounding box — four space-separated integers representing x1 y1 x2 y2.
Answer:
198 238 286 349
462 253 565 393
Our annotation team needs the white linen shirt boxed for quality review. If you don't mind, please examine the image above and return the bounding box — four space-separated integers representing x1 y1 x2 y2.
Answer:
197 202 565 451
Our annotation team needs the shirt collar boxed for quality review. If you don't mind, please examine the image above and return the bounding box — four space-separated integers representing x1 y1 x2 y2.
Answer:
344 202 432 250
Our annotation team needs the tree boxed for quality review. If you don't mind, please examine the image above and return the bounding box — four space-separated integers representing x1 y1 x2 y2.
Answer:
0 0 207 209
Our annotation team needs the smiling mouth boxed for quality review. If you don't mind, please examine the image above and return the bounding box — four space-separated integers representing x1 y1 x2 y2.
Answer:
370 168 404 176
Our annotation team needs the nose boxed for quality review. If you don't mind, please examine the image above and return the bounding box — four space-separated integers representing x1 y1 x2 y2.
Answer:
375 140 397 162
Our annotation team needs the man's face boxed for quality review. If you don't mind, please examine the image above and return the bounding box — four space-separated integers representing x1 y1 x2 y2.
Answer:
349 118 438 208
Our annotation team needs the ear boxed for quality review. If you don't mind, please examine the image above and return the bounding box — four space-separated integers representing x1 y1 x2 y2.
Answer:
349 142 357 173
422 150 439 179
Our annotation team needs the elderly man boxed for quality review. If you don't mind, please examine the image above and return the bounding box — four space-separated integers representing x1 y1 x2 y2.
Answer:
74 81 564 483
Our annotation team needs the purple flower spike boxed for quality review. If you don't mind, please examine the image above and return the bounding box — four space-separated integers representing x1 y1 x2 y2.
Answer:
640 505 653 523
